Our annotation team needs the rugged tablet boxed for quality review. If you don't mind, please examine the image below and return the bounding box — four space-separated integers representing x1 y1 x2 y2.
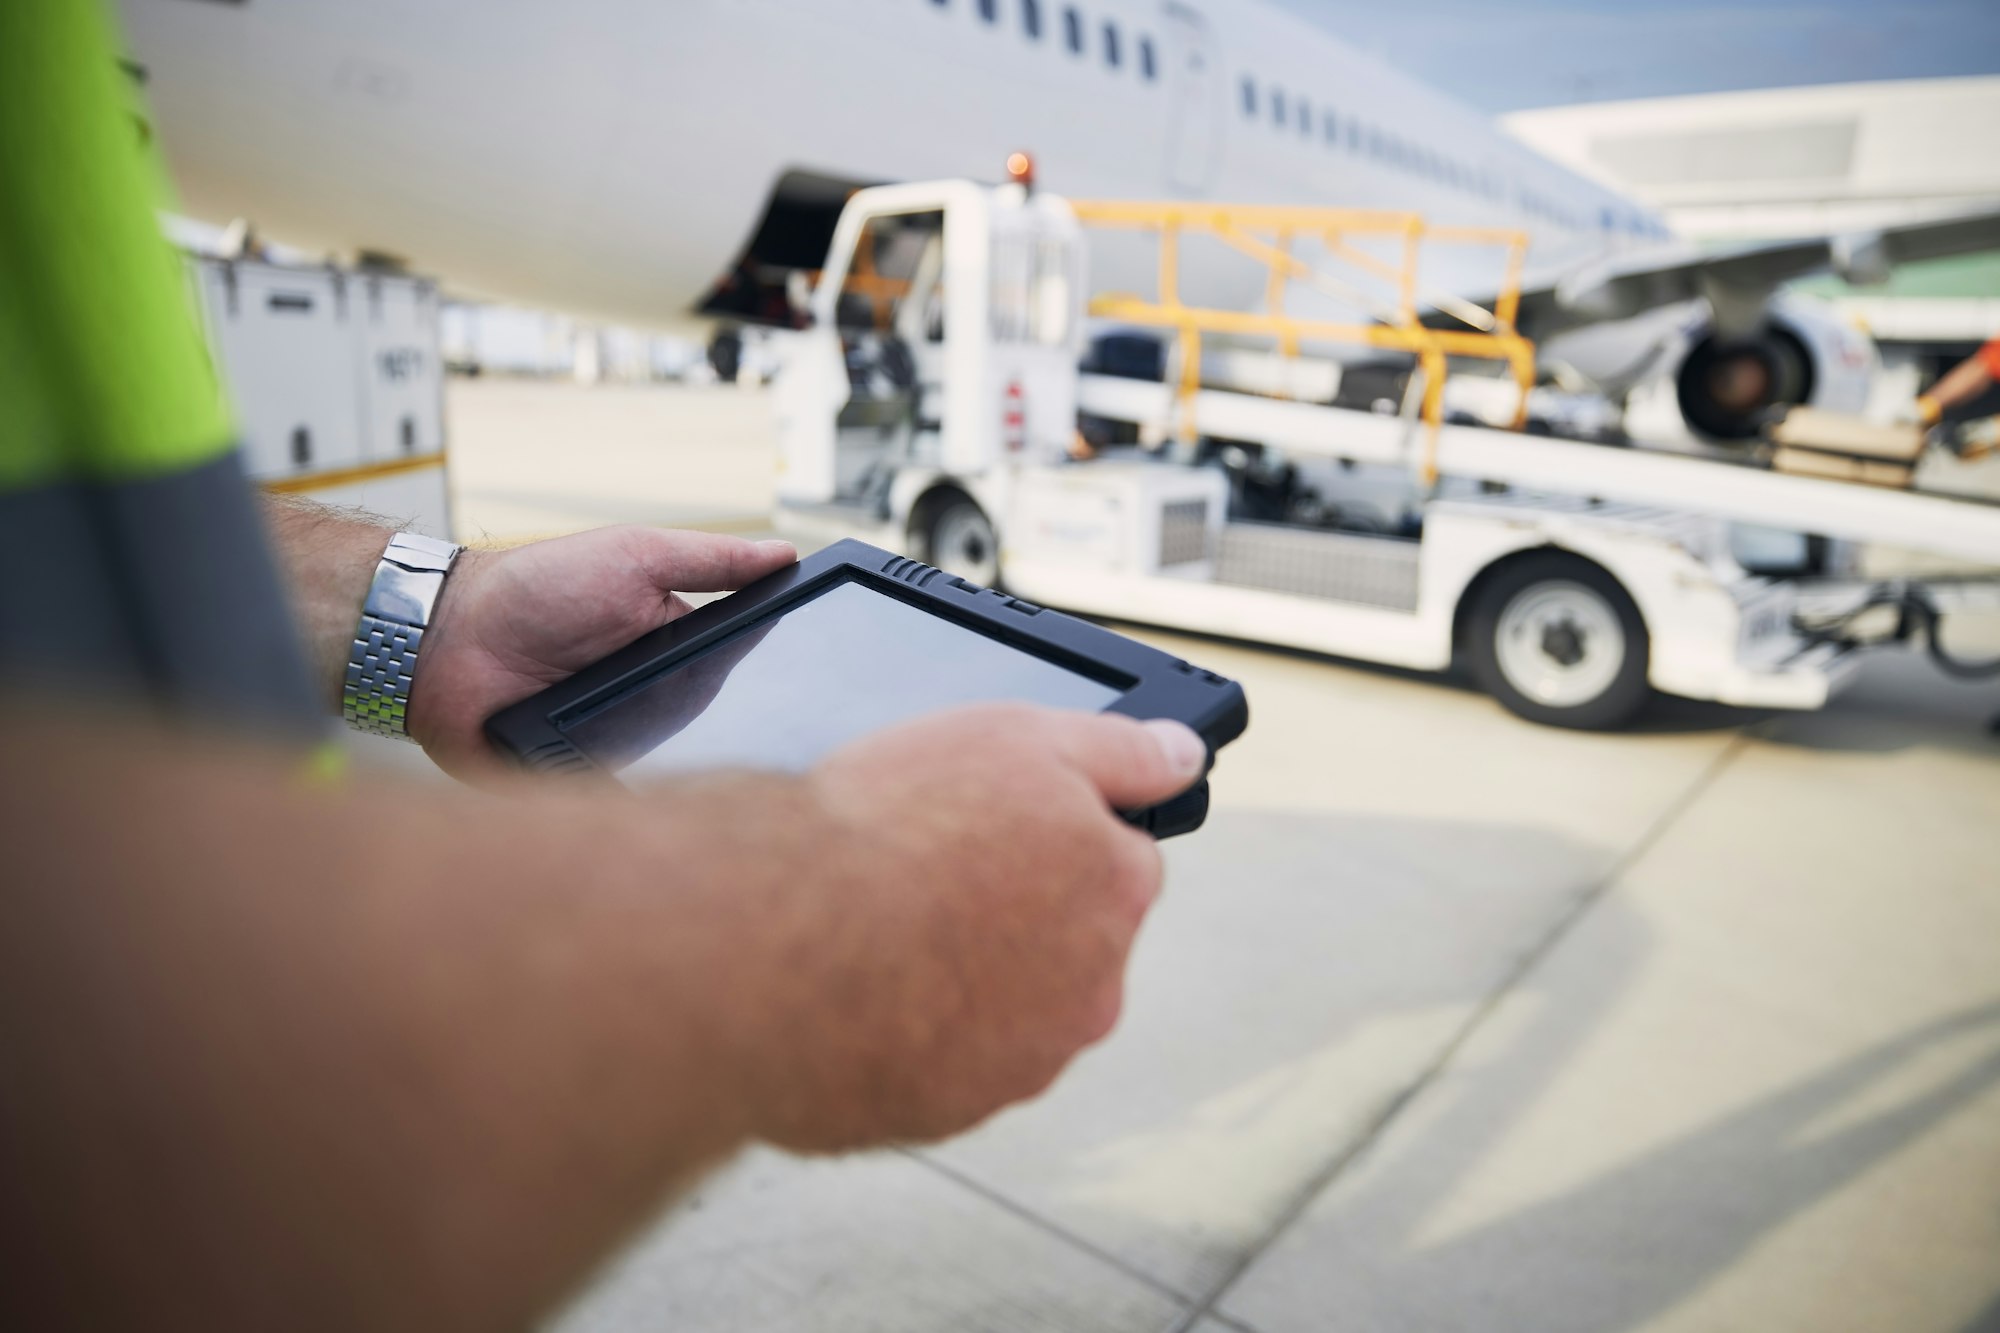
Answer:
485 539 1247 836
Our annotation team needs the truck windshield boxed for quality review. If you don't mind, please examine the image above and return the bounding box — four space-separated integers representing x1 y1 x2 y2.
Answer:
832 211 943 337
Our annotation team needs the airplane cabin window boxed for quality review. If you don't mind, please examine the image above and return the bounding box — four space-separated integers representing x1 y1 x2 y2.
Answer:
978 0 997 22
1241 77 1257 117
1102 20 1120 67
1297 99 1311 136
1271 89 1285 128
1064 6 1082 53
1138 35 1155 80
1022 0 1041 37
1323 110 1337 144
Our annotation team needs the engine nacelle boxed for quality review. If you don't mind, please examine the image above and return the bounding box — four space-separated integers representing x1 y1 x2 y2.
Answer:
1616 293 1878 448
1674 292 1876 440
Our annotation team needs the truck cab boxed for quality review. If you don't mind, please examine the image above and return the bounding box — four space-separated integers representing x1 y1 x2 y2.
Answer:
773 178 1084 582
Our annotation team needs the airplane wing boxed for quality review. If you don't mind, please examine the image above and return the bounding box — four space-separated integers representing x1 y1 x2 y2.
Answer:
1515 208 2000 340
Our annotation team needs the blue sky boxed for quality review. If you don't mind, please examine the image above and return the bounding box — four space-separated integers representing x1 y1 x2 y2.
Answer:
1272 0 2000 111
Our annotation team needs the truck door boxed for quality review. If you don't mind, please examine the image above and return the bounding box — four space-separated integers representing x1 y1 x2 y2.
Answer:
777 198 949 505
1161 4 1222 195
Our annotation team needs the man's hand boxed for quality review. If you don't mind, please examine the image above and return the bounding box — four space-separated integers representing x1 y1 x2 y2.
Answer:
261 500 797 776
733 703 1209 1152
406 526 796 778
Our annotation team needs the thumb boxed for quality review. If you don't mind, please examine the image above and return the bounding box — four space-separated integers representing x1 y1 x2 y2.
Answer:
619 528 797 595
1046 712 1208 811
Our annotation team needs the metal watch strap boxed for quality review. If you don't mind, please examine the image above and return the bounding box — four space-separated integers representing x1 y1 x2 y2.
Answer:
342 531 463 738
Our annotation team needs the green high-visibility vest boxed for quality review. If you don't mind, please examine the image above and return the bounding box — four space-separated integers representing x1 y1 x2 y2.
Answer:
0 0 317 733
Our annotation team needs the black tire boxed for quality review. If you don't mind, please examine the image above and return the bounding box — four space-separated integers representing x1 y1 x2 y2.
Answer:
1465 552 1651 730
707 330 742 383
918 495 1000 588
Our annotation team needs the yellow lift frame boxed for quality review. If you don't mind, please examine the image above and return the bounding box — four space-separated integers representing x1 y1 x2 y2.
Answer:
1069 200 1536 483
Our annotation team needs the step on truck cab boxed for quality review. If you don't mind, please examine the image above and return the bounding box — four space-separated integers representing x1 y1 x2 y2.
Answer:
774 175 2000 728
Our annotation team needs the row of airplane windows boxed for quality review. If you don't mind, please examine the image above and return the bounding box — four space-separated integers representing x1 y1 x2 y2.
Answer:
930 0 1667 242
932 0 1160 81
1239 75 1669 240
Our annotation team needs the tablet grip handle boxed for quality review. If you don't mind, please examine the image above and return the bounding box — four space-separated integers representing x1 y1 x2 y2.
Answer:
1121 780 1210 840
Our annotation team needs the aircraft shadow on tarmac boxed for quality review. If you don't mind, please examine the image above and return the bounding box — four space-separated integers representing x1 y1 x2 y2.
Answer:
549 806 1999 1333
1271 995 2000 1332
1179 808 2000 1332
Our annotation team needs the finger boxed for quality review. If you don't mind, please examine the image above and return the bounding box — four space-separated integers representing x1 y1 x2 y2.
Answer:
1106 821 1166 917
618 528 797 595
1035 710 1208 811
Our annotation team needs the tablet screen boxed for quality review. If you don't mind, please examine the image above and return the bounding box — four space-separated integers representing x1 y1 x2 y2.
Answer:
561 578 1123 782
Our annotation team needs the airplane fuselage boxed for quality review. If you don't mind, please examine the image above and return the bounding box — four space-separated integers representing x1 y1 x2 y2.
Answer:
119 0 1672 336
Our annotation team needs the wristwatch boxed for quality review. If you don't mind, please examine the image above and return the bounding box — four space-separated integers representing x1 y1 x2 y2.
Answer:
342 531 464 739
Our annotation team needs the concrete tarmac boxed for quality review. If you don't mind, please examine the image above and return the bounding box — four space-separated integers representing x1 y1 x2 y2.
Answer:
438 381 2000 1333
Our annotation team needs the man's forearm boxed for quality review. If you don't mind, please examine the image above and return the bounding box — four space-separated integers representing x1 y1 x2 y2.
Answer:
0 710 823 1331
1927 355 1993 416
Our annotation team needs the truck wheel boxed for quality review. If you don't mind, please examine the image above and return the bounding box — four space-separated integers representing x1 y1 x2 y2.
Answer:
1466 553 1650 730
707 329 742 383
922 497 1000 588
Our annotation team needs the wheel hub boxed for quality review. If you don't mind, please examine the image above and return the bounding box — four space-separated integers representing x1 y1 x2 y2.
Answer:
1494 580 1627 708
1540 619 1586 668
